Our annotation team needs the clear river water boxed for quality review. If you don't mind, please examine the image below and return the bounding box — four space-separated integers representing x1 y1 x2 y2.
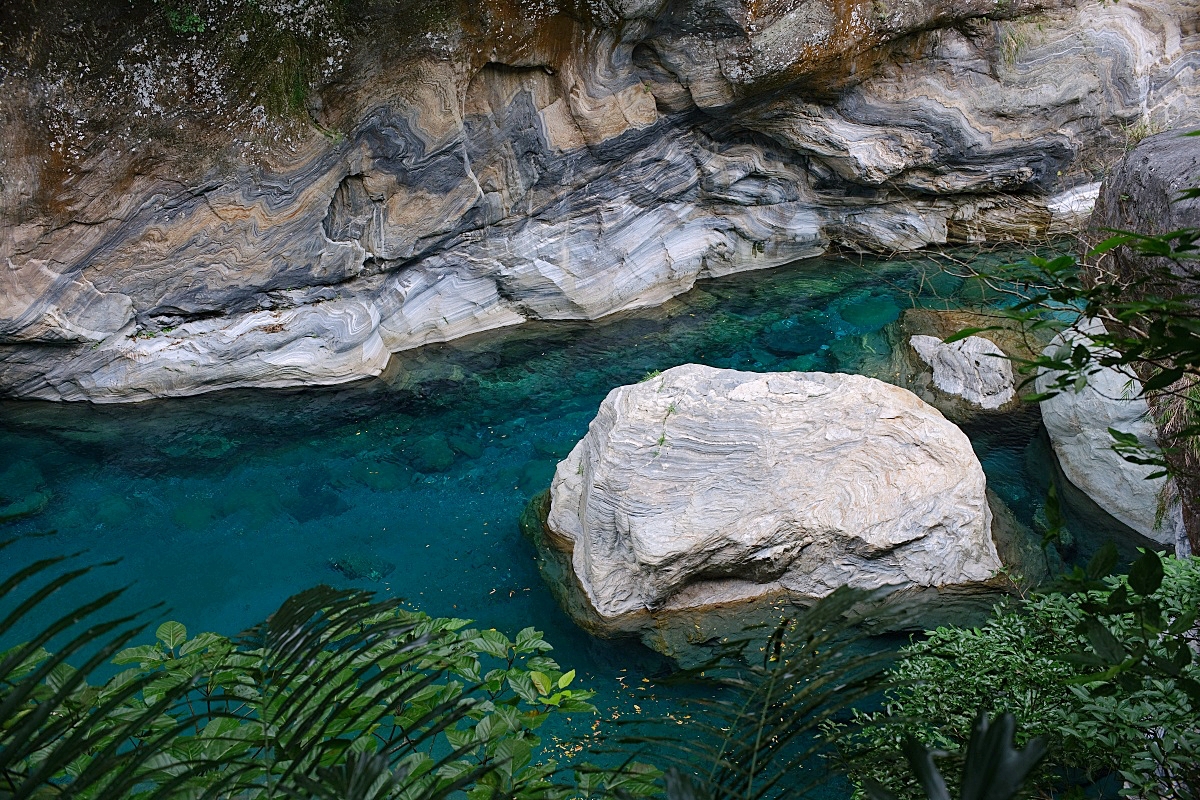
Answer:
0 248 1142 771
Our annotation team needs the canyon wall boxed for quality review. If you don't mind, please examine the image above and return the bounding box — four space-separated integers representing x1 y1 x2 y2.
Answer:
1 0 1197 401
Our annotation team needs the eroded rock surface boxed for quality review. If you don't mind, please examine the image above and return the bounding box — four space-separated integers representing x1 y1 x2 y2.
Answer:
910 334 1015 410
884 308 1047 423
2 0 1198 400
538 364 1002 655
1036 320 1171 543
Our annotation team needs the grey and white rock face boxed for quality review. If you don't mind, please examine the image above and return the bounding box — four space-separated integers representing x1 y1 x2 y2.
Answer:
1036 320 1171 543
2 0 1198 400
543 364 1002 644
1087 130 1200 552
910 335 1016 410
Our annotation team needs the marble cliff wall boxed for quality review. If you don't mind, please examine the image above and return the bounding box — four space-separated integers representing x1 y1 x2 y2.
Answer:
1 0 1197 401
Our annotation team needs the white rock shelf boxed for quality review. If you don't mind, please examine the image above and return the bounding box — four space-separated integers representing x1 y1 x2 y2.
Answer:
531 364 1006 659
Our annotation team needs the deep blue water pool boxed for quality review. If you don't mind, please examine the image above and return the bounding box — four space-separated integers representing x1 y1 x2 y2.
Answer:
0 248 1140 768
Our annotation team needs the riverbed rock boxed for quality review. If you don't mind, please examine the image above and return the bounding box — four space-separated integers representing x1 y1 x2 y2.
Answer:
1035 320 1171 543
1 0 1197 401
0 462 52 523
537 363 1003 658
885 308 1045 423
329 553 396 582
1085 130 1200 553
910 335 1016 410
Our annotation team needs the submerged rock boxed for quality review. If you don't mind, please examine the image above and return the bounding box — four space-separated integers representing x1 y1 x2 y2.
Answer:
759 319 829 356
533 364 1003 660
910 335 1015 410
407 433 456 473
1036 320 1171 543
0 489 52 524
329 553 395 582
839 296 901 332
0 463 52 523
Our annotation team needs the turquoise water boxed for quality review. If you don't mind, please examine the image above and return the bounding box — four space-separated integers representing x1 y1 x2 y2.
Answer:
0 249 1139 758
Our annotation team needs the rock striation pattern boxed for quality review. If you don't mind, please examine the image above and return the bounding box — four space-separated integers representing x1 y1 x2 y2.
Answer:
538 364 1002 653
2 0 1198 400
1036 320 1171 543
910 335 1016 410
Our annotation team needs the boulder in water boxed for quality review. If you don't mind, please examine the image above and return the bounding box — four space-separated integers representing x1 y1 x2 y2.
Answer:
910 334 1015 410
407 433 456 473
532 364 1004 660
329 553 395 582
1036 320 1170 543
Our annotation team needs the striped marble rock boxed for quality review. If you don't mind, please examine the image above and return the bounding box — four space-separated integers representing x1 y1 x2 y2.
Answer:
2 0 1197 399
542 364 1002 649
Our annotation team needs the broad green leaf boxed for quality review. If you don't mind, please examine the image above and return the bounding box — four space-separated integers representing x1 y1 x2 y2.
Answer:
557 668 575 689
444 726 474 750
156 621 187 650
473 713 494 744
1 645 52 681
1081 618 1125 664
529 670 552 696
1142 367 1183 392
179 631 227 655
515 626 554 653
112 644 165 665
45 662 78 694
943 327 992 344
1128 549 1165 596
492 736 532 779
508 670 539 704
1086 543 1119 581
471 630 511 660
1107 428 1142 446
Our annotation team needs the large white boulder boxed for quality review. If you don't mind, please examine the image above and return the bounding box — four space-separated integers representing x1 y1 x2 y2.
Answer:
539 364 1003 654
909 334 1016 410
1036 320 1171 543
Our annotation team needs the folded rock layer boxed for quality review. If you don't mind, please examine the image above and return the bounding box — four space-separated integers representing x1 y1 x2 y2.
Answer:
2 0 1198 400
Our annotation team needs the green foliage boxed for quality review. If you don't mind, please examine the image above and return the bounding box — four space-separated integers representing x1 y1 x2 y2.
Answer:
159 1 207 34
0 540 599 800
864 713 1047 800
146 0 354 116
952 135 1199 476
633 586 899 800
835 550 1200 799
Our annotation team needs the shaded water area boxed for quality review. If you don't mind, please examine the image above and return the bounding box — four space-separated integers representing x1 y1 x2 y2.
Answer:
0 248 1144 768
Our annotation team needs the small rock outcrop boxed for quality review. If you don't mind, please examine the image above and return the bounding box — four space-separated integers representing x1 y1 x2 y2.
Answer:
1036 320 1171 543
885 308 1045 424
536 364 1003 658
910 335 1016 410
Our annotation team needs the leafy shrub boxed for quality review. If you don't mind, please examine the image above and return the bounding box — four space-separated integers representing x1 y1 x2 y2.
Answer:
0 545 612 800
625 586 900 800
834 551 1200 799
